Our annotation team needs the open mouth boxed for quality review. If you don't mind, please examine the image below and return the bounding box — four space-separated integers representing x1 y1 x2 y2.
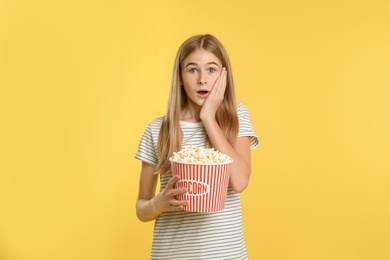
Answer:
197 90 209 95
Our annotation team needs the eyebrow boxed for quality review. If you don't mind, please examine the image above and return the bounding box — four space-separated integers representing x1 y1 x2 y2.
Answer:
185 62 220 68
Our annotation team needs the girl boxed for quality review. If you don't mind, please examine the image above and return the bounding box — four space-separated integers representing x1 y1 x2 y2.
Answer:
135 34 259 259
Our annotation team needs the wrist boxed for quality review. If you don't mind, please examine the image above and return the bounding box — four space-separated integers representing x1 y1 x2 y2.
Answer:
150 195 163 216
201 116 218 129
200 113 216 124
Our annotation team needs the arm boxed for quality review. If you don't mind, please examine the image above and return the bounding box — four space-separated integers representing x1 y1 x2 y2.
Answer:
136 162 188 222
200 68 252 193
202 119 251 193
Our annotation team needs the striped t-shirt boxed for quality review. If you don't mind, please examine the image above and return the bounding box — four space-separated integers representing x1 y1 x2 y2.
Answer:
135 103 259 260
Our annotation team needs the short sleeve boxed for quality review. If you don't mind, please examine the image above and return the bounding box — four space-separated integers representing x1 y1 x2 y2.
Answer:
134 119 162 166
237 103 259 149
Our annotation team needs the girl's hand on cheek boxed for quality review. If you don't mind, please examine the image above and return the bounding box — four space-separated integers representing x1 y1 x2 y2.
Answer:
200 67 227 122
153 175 188 213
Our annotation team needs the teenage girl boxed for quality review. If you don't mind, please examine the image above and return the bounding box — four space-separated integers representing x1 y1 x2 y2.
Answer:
135 34 259 259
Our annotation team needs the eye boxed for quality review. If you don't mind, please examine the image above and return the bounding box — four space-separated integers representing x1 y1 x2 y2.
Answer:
208 68 217 73
189 68 197 73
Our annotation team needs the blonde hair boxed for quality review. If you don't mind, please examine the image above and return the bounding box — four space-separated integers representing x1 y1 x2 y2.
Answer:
156 34 239 174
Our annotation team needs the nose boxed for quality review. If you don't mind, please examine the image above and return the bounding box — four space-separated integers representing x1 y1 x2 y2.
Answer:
198 72 207 85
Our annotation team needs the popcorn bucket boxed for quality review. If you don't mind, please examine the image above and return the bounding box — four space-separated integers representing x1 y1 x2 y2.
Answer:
171 161 232 213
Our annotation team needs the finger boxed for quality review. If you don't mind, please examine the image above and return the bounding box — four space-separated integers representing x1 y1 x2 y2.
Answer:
166 175 180 189
209 74 222 96
170 205 186 211
212 68 227 97
219 66 226 81
169 187 188 197
169 199 189 211
220 67 227 90
170 199 189 206
214 68 225 87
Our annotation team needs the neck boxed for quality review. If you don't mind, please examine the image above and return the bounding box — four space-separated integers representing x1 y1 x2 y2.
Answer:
181 104 201 122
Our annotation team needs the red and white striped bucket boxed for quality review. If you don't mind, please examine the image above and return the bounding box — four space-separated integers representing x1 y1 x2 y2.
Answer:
171 161 232 213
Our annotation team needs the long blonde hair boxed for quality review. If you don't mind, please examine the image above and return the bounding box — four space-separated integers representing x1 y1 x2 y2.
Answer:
156 34 239 174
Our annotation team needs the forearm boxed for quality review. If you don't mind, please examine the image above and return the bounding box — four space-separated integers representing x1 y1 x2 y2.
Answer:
202 118 251 193
136 198 162 222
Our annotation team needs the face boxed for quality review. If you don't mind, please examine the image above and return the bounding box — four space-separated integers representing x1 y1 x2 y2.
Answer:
181 49 223 108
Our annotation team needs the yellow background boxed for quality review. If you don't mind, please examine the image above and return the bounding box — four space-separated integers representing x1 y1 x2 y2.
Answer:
1 0 390 259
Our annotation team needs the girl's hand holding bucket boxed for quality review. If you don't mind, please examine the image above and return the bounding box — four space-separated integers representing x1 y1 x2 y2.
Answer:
153 175 189 213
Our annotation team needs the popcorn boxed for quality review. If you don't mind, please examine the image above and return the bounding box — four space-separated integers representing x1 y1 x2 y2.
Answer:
170 145 233 164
